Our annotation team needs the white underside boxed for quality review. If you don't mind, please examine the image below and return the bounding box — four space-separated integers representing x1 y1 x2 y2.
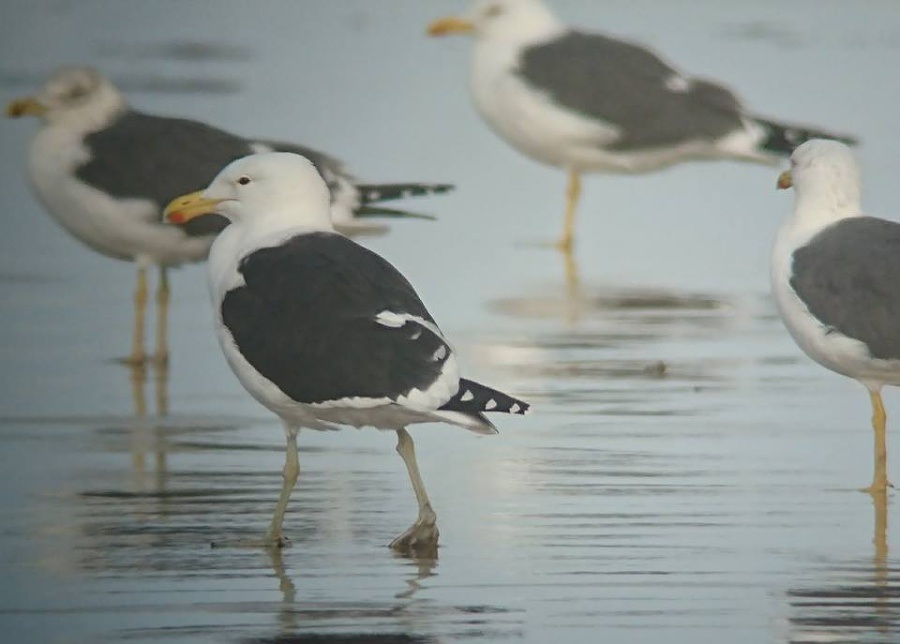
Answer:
771 216 900 389
27 124 213 266
470 42 774 173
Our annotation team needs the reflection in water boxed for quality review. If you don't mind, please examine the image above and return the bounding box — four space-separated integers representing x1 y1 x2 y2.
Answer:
10 275 890 641
16 366 516 639
248 634 437 643
562 248 581 324
269 547 299 636
127 361 170 494
4 0 896 640
874 490 888 570
128 360 169 418
787 492 900 642
478 283 757 413
259 547 509 643
489 282 730 322
96 40 253 62
266 528 438 640
393 553 438 601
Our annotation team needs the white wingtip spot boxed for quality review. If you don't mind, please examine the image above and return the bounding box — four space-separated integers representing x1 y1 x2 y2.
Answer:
374 311 405 328
411 328 422 340
510 404 520 414
367 190 381 201
485 398 497 411
461 390 474 402
665 75 691 93
432 344 447 361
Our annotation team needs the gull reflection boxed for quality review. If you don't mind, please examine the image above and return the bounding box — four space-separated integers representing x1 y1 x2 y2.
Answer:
786 491 899 641
249 634 437 643
127 359 169 418
269 547 299 636
480 284 749 404
126 360 170 495
561 248 582 324
259 549 511 644
393 552 438 600
489 283 732 324
511 242 583 322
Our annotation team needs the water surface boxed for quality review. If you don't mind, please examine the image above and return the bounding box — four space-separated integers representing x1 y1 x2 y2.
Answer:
2 2 900 642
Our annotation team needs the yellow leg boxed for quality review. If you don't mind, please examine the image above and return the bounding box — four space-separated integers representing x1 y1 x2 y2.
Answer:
397 429 434 516
153 267 170 366
556 169 581 252
127 266 148 365
862 389 891 493
389 428 439 555
208 424 300 550
265 424 300 547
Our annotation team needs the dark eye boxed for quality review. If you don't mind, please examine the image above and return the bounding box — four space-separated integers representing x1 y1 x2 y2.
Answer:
237 176 251 186
66 85 88 100
485 4 503 17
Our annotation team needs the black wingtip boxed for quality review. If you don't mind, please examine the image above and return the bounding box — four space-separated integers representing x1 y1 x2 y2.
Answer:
355 206 437 221
357 182 455 205
754 115 859 156
440 378 530 416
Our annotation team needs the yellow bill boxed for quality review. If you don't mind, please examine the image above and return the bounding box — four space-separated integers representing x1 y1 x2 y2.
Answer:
427 17 475 36
777 170 793 190
6 97 47 118
164 191 224 224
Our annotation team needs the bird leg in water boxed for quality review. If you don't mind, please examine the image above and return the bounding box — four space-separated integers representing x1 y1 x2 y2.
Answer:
556 168 581 252
211 424 298 549
264 424 300 547
127 266 148 365
153 267 170 366
863 389 892 493
389 428 439 555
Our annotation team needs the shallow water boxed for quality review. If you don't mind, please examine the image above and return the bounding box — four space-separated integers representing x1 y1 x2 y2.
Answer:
2 1 900 642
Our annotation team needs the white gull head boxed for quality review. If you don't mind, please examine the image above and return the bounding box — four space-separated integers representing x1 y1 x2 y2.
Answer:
786 139 863 227
464 0 564 45
22 66 126 130
200 152 334 233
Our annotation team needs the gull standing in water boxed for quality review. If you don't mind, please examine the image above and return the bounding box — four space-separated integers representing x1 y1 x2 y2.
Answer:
164 152 529 552
429 0 855 252
7 67 452 364
773 139 898 493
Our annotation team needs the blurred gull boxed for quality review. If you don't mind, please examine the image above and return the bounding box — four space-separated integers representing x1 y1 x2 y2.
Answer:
773 139 897 493
6 66 452 364
164 152 529 553
428 0 856 252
